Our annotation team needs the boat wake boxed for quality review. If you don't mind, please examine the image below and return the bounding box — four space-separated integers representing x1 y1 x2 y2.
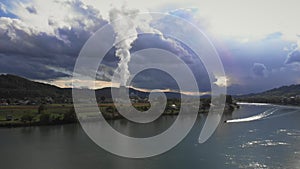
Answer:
264 109 299 120
237 102 271 106
225 108 278 123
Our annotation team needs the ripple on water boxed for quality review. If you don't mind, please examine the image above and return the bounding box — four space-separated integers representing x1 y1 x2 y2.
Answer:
275 129 300 138
240 140 290 148
239 162 269 169
225 154 270 169
276 129 287 133
248 129 258 133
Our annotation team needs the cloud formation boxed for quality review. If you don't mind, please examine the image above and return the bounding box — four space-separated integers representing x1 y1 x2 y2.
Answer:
25 5 37 14
1 0 300 94
0 0 107 80
0 1 203 92
285 40 300 64
252 63 268 77
0 3 7 14
286 50 300 64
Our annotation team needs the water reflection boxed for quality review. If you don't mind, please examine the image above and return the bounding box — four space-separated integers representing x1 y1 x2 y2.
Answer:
0 104 299 169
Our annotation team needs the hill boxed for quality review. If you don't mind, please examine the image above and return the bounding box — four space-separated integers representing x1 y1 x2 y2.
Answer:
235 84 300 104
0 74 72 99
0 74 181 104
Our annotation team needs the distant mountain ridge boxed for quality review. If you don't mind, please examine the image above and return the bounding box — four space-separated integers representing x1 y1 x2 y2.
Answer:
2 74 300 103
239 84 300 97
0 74 71 99
0 74 182 101
236 84 300 104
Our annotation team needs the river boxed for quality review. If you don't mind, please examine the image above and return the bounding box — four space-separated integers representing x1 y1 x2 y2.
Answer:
1 103 300 169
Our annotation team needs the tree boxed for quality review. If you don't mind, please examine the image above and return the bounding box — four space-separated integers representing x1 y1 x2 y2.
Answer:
63 107 78 122
21 113 34 124
105 106 117 118
226 95 233 104
105 106 114 113
142 106 149 111
38 104 46 114
100 96 106 103
39 113 50 124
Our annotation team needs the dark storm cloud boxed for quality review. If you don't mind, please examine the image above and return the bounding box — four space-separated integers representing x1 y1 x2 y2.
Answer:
252 63 268 77
0 1 108 80
1 2 215 92
2 2 299 94
213 35 300 95
0 1 201 89
0 25 71 59
0 54 67 80
131 69 179 90
129 63 211 92
96 33 211 92
131 34 197 64
126 35 211 92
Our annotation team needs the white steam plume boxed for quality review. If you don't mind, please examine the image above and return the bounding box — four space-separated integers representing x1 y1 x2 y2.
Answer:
109 6 139 86
109 6 190 86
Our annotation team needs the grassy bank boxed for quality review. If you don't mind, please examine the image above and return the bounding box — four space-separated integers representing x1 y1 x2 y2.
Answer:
0 100 238 128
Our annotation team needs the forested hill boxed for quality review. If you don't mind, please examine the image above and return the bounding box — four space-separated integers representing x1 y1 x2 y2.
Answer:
236 84 300 104
0 74 181 104
0 74 71 99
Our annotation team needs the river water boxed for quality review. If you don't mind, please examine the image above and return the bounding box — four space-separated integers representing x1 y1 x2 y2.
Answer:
1 103 300 169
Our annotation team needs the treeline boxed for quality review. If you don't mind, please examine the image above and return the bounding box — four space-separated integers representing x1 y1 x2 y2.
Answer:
235 83 300 105
0 105 78 127
237 96 300 105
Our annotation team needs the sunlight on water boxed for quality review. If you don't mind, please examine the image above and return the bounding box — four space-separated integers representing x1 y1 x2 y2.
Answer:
276 128 300 138
222 104 300 169
240 140 290 148
0 104 299 169
241 162 268 169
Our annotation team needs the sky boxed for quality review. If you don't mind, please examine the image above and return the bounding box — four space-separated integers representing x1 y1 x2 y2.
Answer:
0 0 300 95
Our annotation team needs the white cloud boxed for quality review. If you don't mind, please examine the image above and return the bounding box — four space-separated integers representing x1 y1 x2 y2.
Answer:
214 75 229 87
0 0 107 51
85 0 300 42
10 0 104 37
0 2 7 13
0 17 36 39
41 77 120 89
192 0 300 42
0 0 109 81
7 0 300 43
285 38 300 64
2 0 300 92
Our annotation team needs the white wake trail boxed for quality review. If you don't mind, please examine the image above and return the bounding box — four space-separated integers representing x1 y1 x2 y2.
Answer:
264 109 300 120
225 108 278 123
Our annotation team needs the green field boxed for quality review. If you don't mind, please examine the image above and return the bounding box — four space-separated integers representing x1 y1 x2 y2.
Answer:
0 104 74 126
0 99 235 127
0 103 155 127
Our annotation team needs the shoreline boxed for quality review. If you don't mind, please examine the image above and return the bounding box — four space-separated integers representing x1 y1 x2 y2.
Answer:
0 103 238 128
237 102 300 109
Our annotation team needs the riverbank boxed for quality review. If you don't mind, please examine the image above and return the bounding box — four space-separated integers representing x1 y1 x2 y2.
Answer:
0 102 239 128
237 102 300 109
